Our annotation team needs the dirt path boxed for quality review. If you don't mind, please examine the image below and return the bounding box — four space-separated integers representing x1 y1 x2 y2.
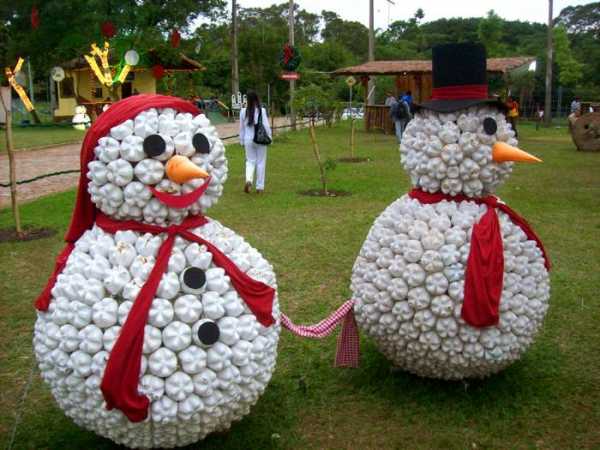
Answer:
0 117 293 208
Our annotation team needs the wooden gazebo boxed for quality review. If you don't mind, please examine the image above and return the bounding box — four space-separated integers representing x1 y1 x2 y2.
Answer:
334 56 534 133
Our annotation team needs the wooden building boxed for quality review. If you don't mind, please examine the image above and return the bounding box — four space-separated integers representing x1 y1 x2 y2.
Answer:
53 52 205 121
333 57 534 133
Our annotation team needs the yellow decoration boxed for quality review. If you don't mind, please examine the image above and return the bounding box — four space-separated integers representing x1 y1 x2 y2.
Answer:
85 41 116 87
117 64 132 84
84 54 107 85
5 58 35 112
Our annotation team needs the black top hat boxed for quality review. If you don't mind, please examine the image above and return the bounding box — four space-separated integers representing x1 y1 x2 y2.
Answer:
417 43 505 113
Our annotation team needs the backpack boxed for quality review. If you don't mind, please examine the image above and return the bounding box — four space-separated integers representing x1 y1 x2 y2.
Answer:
391 100 410 121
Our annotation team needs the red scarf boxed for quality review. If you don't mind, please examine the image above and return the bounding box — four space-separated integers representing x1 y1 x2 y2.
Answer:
408 189 550 328
93 213 275 422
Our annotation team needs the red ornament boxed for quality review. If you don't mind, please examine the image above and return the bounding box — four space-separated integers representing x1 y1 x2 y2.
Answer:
31 6 40 29
283 43 293 65
170 29 181 48
101 21 116 38
152 65 166 80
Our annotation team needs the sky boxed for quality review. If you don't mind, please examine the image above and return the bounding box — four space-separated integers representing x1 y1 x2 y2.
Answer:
230 0 596 29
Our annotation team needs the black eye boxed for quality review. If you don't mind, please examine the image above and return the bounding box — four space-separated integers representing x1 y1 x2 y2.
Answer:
192 133 211 154
197 320 220 346
483 117 498 135
180 267 207 294
143 134 166 157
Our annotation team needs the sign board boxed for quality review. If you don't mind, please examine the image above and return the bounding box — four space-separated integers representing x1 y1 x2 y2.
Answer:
345 76 357 87
280 72 300 81
0 86 11 124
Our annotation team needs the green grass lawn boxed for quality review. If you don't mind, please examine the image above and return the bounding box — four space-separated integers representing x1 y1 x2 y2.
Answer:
1 121 599 449
0 125 85 151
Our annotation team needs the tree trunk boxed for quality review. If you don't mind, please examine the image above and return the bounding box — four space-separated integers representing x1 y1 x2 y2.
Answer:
1 96 23 236
308 120 328 195
350 118 356 158
231 0 239 98
544 0 553 126
288 0 296 131
367 0 375 106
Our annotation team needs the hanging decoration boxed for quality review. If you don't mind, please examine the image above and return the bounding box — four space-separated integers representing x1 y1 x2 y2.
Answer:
152 64 166 80
101 21 117 39
5 58 35 112
84 42 135 88
170 29 181 48
279 43 301 72
31 6 40 29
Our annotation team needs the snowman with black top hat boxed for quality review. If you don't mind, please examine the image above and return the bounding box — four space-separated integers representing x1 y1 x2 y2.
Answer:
351 43 551 380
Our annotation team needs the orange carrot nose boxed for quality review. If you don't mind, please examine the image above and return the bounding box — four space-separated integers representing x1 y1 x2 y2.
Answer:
165 155 209 183
492 142 542 163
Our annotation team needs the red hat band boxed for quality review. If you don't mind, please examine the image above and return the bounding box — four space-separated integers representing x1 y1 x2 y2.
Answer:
430 84 489 101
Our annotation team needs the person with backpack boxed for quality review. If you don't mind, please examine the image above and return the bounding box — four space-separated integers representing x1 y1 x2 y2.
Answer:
390 92 412 143
239 91 272 194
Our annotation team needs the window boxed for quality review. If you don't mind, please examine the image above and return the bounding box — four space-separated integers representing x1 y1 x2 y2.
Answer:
61 77 75 98
93 87 103 98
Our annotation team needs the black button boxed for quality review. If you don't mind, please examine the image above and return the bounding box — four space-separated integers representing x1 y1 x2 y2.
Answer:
483 117 498 135
143 134 166 157
197 321 220 346
192 133 211 154
183 267 206 290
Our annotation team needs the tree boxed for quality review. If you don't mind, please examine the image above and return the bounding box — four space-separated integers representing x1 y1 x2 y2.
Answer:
293 84 338 195
556 2 600 37
478 10 505 56
553 25 583 86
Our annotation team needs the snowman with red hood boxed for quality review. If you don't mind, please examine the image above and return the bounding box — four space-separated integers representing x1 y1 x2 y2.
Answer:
33 95 280 448
351 43 551 379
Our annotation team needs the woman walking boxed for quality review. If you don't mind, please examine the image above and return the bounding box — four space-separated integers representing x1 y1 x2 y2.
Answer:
239 91 272 194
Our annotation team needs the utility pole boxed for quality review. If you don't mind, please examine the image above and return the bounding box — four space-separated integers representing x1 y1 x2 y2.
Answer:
231 0 239 101
544 0 553 126
288 0 296 130
367 0 375 105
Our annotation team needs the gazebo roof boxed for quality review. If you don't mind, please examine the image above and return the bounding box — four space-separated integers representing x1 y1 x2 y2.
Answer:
333 57 535 76
62 50 205 72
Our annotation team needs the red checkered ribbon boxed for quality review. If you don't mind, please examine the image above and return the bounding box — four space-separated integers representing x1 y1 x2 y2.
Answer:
281 299 359 368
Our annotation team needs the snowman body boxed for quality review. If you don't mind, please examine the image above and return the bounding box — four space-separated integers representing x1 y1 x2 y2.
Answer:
34 102 280 448
351 195 549 379
73 105 91 130
351 105 550 379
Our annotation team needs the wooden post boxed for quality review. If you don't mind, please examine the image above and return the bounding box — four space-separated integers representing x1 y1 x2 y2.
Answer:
0 92 23 236
231 0 239 99
350 118 356 158
367 0 375 106
308 119 328 195
544 0 553 126
288 0 296 131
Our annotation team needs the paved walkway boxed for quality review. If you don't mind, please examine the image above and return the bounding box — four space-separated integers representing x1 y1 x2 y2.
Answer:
0 117 293 207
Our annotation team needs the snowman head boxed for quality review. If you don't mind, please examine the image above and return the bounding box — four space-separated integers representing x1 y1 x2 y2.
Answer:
400 43 541 198
86 103 227 224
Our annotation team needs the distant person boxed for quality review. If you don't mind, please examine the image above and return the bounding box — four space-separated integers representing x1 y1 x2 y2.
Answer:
570 97 581 114
505 96 519 138
384 91 397 107
535 104 544 130
239 91 272 194
390 93 411 143
401 90 413 113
